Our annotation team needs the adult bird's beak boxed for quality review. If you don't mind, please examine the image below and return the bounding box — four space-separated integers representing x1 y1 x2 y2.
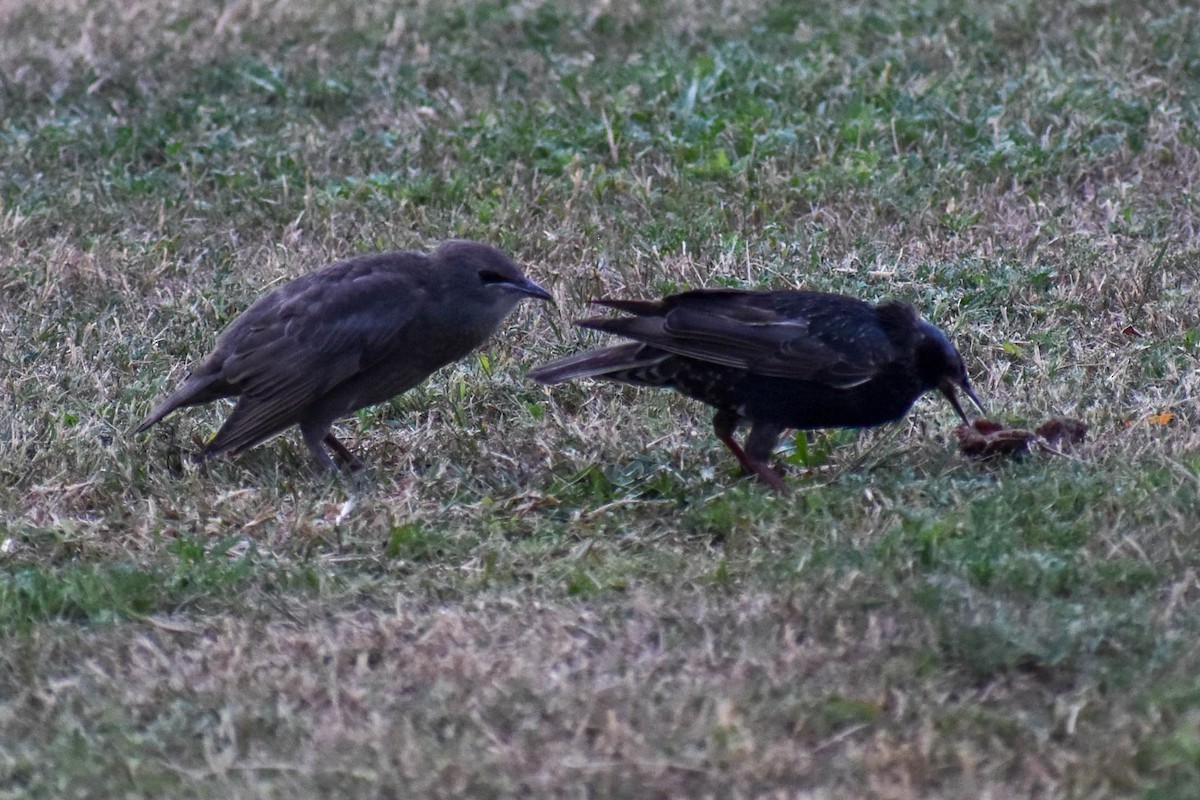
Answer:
939 378 985 424
963 382 986 414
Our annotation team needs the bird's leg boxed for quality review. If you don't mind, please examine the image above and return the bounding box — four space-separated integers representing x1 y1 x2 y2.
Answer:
712 409 752 469
299 423 338 472
744 422 788 491
323 433 364 472
713 411 786 491
744 422 787 490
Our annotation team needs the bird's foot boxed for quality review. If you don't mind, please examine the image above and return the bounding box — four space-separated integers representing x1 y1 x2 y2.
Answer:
746 459 787 492
319 432 364 472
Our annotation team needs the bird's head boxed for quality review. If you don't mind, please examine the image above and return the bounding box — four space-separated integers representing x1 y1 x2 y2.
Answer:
437 240 553 308
914 319 984 424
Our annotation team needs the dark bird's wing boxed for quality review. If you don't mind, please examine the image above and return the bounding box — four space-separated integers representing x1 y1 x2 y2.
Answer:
200 267 427 455
582 290 902 388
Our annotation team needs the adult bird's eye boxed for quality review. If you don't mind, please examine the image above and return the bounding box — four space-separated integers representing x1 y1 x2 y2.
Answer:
479 269 508 284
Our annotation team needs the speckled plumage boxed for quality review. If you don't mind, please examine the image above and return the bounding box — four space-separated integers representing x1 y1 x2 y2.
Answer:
530 289 982 490
137 240 552 471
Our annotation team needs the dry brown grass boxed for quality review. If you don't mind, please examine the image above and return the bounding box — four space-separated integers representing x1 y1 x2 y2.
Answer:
4 592 1165 798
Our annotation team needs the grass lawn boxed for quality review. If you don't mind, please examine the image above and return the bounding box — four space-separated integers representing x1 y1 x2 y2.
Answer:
3 0 1200 796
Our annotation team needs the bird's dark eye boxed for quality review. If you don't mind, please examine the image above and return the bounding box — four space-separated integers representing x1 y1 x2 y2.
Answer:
479 269 509 285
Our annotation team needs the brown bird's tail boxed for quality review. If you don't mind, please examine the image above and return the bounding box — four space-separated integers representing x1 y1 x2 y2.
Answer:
529 343 663 384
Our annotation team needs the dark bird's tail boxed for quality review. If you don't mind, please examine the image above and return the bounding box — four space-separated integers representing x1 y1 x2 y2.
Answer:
589 297 667 315
529 343 662 384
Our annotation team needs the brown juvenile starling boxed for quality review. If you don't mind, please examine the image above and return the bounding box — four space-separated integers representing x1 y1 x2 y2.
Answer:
529 289 983 490
137 240 552 471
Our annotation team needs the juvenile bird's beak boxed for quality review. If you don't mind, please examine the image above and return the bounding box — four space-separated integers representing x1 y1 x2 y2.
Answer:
514 277 554 303
938 378 985 424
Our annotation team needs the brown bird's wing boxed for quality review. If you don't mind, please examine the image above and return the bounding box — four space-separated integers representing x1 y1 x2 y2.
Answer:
582 290 900 388
201 269 428 455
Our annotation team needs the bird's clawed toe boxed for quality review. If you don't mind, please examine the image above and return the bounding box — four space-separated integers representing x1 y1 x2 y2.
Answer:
723 457 788 491
742 459 787 492
322 432 365 472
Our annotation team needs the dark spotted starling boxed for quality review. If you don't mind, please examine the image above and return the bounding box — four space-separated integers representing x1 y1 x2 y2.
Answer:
137 240 553 471
529 289 983 490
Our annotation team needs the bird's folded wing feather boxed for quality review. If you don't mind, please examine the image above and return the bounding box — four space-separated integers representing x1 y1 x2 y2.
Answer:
581 298 895 387
210 276 424 447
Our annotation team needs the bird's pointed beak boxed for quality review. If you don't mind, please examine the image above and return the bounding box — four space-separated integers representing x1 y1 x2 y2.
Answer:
963 382 986 415
939 378 984 424
515 277 554 303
